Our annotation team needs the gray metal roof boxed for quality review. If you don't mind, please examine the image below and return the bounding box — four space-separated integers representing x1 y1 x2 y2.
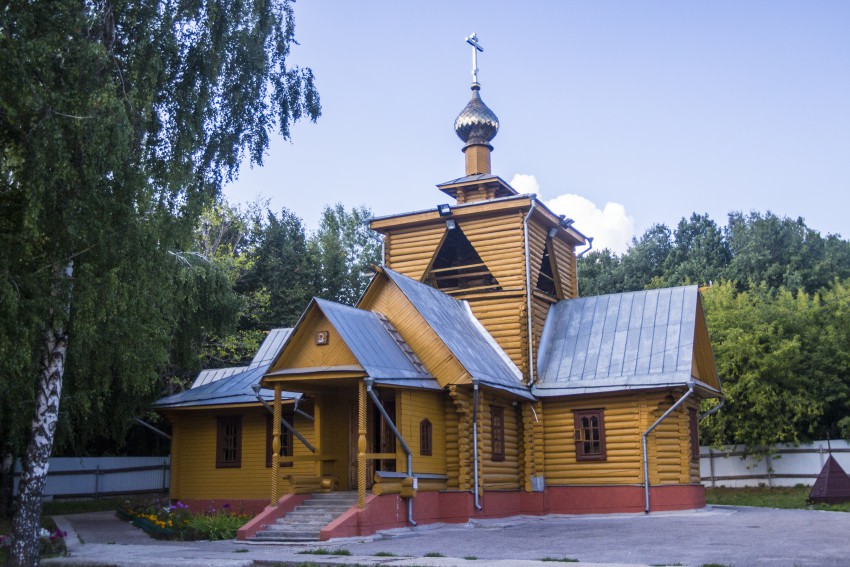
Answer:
157 328 295 409
533 286 713 397
190 328 292 388
153 366 300 409
383 268 532 399
436 173 503 187
313 298 440 389
191 365 249 389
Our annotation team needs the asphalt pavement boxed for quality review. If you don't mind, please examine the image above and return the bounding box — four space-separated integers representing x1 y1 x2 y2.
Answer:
44 505 850 567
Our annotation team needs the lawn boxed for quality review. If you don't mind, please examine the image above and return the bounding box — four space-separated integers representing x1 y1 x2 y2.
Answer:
705 486 850 512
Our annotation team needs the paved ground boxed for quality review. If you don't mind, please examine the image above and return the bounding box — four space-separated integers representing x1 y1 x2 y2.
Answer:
45 505 850 567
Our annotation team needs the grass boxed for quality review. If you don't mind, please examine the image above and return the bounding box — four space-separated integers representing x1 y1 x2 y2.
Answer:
373 551 398 556
705 486 850 512
464 556 478 560
297 548 352 556
424 551 446 557
540 558 579 563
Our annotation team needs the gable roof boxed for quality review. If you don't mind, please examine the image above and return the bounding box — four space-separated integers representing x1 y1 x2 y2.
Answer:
153 365 299 409
533 286 721 398
303 298 440 389
154 329 296 409
382 268 532 399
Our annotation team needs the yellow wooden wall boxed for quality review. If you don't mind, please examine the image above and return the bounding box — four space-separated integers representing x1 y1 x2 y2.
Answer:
397 389 447 477
359 275 471 387
315 391 353 489
458 214 526 290
269 310 359 373
167 407 316 501
479 390 522 490
541 391 700 486
384 224 448 281
467 294 527 375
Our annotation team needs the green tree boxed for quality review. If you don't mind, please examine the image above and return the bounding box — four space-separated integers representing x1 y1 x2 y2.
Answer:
663 213 730 287
576 249 624 296
699 281 850 452
0 1 319 564
619 224 673 292
309 204 382 306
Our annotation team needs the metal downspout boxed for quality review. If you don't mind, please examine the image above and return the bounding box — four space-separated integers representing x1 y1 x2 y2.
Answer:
254 388 316 453
700 398 725 421
133 418 172 440
365 379 416 526
642 382 695 514
523 201 538 385
472 380 482 510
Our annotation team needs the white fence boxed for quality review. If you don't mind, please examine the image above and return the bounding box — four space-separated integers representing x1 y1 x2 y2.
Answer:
13 456 169 499
700 439 850 487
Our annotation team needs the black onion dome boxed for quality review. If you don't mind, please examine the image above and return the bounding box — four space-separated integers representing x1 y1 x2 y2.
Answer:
454 83 499 147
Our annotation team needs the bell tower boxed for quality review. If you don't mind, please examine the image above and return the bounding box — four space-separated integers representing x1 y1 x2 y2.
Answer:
369 34 586 382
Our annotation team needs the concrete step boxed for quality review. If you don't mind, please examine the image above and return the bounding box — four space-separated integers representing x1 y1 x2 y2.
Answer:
246 491 357 543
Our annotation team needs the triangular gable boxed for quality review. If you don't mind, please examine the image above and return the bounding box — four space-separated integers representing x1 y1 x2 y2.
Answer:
424 224 499 294
533 286 722 398
265 298 439 390
372 268 532 400
456 215 525 290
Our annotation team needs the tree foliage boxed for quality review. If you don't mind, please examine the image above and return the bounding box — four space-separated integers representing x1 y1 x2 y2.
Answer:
0 1 319 562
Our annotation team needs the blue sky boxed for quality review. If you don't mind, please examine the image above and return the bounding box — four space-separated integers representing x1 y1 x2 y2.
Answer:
225 1 850 253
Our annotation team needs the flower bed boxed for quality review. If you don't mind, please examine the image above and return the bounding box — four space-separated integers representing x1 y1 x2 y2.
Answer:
117 499 250 541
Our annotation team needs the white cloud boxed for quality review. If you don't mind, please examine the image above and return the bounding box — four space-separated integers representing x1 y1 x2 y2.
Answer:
509 173 635 254
544 193 635 255
509 173 541 196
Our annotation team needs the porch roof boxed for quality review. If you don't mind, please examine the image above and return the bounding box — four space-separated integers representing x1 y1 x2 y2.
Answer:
267 298 441 390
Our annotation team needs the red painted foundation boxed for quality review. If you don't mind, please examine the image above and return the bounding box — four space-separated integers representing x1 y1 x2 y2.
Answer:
321 484 705 540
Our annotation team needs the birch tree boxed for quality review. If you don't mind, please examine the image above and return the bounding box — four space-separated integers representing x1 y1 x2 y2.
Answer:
0 1 319 564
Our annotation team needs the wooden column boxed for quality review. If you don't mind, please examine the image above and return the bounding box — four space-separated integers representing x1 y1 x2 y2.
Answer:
270 384 281 506
358 381 367 508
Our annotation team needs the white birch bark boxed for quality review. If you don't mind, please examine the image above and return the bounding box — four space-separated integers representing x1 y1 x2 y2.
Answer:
10 261 73 567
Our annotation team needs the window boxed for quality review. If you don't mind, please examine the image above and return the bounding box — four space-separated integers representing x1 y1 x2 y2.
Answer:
420 419 433 456
573 409 606 461
689 408 700 462
266 413 294 468
216 416 242 468
491 406 505 462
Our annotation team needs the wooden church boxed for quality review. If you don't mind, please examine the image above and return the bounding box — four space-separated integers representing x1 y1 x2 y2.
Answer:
154 39 723 540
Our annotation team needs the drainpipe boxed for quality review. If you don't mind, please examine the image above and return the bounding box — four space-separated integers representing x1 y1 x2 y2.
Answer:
365 379 416 526
253 385 316 453
699 398 725 421
472 379 483 510
133 418 172 440
577 236 594 258
523 201 538 385
642 382 695 514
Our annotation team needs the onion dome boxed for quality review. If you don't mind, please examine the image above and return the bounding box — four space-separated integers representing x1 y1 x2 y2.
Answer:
454 83 499 148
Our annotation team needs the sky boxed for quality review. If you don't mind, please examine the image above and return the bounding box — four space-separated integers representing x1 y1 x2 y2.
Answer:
225 1 850 254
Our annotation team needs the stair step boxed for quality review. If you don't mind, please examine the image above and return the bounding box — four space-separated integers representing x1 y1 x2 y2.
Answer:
248 492 358 543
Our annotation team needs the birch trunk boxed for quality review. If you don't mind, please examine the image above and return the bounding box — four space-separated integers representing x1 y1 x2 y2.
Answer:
10 261 73 567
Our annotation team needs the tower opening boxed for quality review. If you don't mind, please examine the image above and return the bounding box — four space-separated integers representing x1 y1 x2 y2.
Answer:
426 226 499 294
